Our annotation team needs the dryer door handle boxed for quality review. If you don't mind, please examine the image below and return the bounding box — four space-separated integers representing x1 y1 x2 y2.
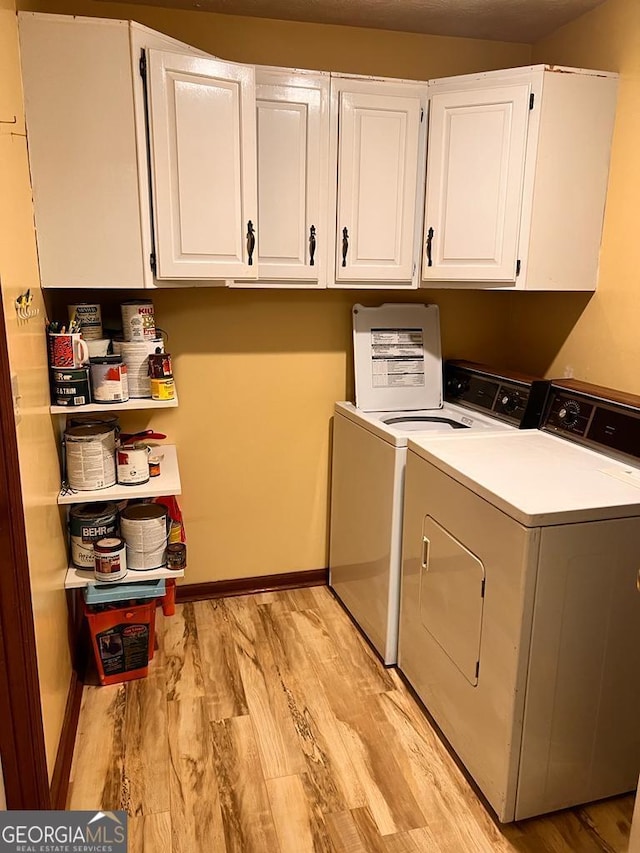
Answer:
421 536 430 570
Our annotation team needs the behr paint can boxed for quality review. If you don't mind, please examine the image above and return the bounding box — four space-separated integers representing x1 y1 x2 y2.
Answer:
116 443 150 486
120 503 168 570
51 367 91 407
69 502 119 569
64 424 117 491
112 338 164 398
89 356 129 404
66 412 120 431
68 303 103 341
121 300 156 342
94 537 127 582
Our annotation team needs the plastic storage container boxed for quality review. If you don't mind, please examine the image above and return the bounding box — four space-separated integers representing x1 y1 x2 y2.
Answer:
83 579 166 685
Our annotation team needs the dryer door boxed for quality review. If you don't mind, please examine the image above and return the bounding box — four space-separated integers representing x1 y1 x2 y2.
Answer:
419 515 485 685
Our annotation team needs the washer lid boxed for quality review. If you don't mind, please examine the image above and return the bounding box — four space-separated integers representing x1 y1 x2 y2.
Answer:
353 303 443 412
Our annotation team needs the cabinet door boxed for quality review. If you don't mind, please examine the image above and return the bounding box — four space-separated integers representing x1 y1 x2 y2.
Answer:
331 82 425 286
422 84 530 283
147 50 257 280
233 70 330 287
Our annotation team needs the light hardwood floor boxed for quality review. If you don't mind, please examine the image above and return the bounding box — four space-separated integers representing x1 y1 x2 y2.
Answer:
68 586 635 852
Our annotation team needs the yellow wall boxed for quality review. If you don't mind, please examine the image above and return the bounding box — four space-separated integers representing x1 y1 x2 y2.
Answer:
508 0 639 386
0 0 72 778
23 2 532 583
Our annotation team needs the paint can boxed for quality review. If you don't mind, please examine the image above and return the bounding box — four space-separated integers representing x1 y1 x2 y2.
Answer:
120 503 168 570
51 367 91 407
148 453 163 477
148 352 173 380
94 537 127 583
86 338 111 358
151 377 175 401
112 338 164 398
68 303 103 340
166 542 187 571
121 300 156 342
69 502 119 569
116 443 150 486
64 424 117 491
89 356 129 404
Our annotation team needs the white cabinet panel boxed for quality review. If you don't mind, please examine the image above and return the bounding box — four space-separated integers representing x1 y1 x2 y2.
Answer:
330 79 426 288
423 85 530 282
147 50 257 280
233 70 330 287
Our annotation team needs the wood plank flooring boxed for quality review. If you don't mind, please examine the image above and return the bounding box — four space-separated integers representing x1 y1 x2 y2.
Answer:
67 586 635 852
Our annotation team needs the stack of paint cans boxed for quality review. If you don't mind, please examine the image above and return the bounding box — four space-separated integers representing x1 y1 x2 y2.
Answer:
148 352 175 401
114 299 167 399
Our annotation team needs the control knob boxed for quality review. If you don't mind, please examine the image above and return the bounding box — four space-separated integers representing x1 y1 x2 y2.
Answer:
499 391 519 414
558 400 580 428
446 376 469 397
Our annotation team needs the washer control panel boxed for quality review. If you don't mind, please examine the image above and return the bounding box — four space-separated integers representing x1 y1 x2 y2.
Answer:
444 361 549 428
542 381 640 461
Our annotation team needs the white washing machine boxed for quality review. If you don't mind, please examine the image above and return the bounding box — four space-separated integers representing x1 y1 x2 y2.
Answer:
399 379 640 822
329 303 549 665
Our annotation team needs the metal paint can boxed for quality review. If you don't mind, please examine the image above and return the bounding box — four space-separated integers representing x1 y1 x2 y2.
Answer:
148 352 173 380
149 454 162 477
69 502 119 569
150 377 175 401
121 300 156 342
112 338 164 398
51 367 91 406
94 537 127 582
89 356 129 404
116 443 150 486
68 302 103 341
166 542 187 571
120 503 168 570
64 424 117 491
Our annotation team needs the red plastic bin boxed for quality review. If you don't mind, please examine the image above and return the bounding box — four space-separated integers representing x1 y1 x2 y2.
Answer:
84 600 156 686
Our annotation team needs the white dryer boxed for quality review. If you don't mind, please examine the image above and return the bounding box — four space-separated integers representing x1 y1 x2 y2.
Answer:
399 379 640 822
329 303 549 665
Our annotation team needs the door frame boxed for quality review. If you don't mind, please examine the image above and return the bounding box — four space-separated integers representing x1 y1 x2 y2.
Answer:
0 292 50 808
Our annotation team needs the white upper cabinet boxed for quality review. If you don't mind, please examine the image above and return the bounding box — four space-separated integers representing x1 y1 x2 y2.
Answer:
329 77 427 289
422 66 618 291
18 12 254 288
423 84 530 282
232 68 330 288
147 51 257 280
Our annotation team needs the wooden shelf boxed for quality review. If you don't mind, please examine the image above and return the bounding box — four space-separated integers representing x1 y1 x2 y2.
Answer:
50 391 178 415
65 564 184 589
58 445 180 505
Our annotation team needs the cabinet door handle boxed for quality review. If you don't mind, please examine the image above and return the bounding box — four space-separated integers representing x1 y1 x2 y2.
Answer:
309 225 316 267
342 227 349 267
247 220 256 266
421 536 430 570
426 226 434 267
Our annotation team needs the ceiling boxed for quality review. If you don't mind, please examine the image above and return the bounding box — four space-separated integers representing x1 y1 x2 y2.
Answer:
111 0 607 44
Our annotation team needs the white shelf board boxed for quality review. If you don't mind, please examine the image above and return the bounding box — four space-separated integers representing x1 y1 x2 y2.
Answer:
58 444 180 505
65 564 184 589
50 391 178 415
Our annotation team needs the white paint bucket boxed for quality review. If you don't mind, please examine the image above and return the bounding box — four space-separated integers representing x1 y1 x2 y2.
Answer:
68 303 103 340
112 338 164 398
121 300 156 342
117 443 150 486
89 356 129 403
69 502 119 569
94 537 127 582
120 503 168 570
65 424 117 491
